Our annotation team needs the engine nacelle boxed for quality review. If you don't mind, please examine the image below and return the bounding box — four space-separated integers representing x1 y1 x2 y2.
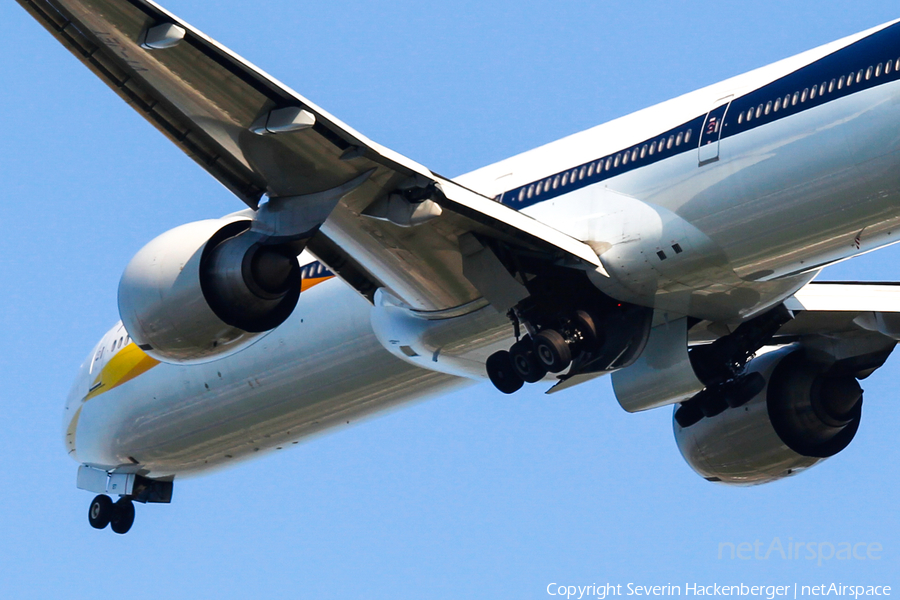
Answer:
118 218 302 363
674 346 862 485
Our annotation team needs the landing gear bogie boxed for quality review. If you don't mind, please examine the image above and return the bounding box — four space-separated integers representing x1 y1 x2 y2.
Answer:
487 308 604 392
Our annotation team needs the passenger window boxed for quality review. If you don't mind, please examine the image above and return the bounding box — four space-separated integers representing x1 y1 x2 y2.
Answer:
553 175 560 189
809 86 816 100
774 97 781 112
675 133 683 147
605 157 613 171
622 151 630 165
641 144 648 158
746 108 753 122
738 112 744 124
765 100 773 115
856 69 863 83
887 61 893 75
667 135 675 149
801 88 808 102
819 82 826 95
838 76 845 89
579 166 586 180
560 173 568 187
631 148 639 162
876 63 883 77
792 92 800 106
613 154 621 168
684 129 692 144
829 78 836 92
784 94 792 107
518 189 526 202
866 66 873 80
587 163 594 177
896 59 900 72
526 185 534 199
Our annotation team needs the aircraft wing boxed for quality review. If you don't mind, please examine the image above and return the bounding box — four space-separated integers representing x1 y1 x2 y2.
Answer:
689 282 900 347
18 0 602 313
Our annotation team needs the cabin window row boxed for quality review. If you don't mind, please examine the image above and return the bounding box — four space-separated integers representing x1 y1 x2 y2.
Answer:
737 58 900 125
516 128 694 202
111 335 131 352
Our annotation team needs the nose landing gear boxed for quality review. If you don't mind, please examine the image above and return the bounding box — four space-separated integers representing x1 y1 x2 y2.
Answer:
88 494 135 534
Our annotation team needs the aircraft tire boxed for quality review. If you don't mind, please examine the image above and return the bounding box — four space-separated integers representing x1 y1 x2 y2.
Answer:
486 350 524 394
573 310 602 348
509 338 547 383
534 329 572 373
110 498 135 535
88 495 113 530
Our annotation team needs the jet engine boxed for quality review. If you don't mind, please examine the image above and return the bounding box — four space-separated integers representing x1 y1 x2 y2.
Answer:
118 218 302 363
674 346 863 485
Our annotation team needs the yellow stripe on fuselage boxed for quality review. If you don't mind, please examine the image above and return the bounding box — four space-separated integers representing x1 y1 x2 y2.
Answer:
85 343 160 401
83 276 333 401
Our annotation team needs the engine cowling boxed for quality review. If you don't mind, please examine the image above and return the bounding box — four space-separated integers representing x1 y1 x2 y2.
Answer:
118 218 302 363
674 346 863 486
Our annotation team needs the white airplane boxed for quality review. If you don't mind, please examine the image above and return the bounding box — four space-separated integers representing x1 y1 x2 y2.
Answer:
18 0 900 534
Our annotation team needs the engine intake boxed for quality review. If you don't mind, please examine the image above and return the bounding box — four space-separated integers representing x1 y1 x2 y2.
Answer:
118 218 302 363
674 346 862 485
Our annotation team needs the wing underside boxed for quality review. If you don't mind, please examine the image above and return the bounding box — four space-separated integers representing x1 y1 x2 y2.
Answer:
18 0 601 313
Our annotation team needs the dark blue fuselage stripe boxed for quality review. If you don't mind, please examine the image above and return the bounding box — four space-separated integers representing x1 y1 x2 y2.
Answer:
300 261 334 280
501 21 900 210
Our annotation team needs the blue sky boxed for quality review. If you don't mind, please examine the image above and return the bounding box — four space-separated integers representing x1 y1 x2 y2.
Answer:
2 1 899 598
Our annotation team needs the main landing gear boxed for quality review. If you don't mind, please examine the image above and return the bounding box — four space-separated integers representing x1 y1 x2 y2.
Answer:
486 310 599 394
88 494 136 534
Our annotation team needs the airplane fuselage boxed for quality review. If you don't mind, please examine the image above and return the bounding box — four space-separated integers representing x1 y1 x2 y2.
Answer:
66 20 900 481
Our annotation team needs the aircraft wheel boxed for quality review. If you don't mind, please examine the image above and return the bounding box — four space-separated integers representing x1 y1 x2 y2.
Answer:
110 498 135 535
534 329 572 373
573 310 602 348
88 495 113 530
486 350 524 394
509 338 547 383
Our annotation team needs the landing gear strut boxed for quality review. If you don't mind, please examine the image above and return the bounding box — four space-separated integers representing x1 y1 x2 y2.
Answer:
88 494 135 534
